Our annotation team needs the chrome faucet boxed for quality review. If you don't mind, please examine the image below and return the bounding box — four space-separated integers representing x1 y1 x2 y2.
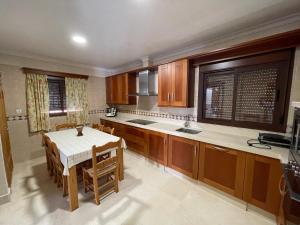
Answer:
184 114 191 128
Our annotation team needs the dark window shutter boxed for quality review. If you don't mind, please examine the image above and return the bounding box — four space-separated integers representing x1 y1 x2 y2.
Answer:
204 71 234 120
48 77 66 115
235 66 278 124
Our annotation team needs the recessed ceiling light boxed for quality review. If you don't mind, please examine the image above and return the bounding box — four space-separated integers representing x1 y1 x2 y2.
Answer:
72 35 87 45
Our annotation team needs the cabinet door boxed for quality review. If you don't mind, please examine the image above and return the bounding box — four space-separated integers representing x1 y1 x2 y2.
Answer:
158 63 172 106
168 135 199 178
198 143 246 199
243 154 282 215
105 77 112 104
148 131 168 165
110 75 119 104
100 119 123 137
0 90 13 187
123 125 148 156
120 73 128 104
171 59 188 107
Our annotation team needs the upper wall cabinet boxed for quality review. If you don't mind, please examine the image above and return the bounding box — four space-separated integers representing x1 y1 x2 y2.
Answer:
158 59 193 107
106 73 136 105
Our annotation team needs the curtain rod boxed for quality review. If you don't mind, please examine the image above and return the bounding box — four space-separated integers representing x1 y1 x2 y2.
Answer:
22 67 89 80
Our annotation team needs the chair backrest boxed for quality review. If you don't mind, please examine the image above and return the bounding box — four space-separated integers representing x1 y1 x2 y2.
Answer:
92 138 121 173
45 137 52 153
51 142 61 161
92 123 104 131
41 132 47 146
102 126 115 135
55 123 76 131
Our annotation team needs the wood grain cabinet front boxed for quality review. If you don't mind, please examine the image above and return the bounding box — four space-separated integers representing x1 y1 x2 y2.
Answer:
243 154 282 215
158 59 192 107
105 73 136 105
148 131 168 165
123 126 148 156
168 135 199 178
0 89 13 187
198 143 246 199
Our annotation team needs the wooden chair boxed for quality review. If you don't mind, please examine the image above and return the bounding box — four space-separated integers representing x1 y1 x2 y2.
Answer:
55 123 77 131
82 139 121 205
42 133 53 176
49 141 68 197
101 126 115 135
99 126 115 159
92 123 104 131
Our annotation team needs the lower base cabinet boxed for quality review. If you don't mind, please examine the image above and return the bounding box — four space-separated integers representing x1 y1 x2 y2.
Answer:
100 119 283 215
168 135 199 179
148 131 168 165
198 143 246 199
123 125 148 156
243 154 282 215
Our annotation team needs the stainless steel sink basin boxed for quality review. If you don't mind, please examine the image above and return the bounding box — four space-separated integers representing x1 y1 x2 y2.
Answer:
126 119 157 125
176 128 201 134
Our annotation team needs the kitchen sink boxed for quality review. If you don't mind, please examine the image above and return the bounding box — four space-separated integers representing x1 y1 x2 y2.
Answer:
176 128 201 134
126 119 157 125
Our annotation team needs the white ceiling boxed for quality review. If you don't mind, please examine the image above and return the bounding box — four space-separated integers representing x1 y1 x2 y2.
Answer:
0 0 300 70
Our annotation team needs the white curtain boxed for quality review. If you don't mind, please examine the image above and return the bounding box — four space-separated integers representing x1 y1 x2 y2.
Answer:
65 77 89 125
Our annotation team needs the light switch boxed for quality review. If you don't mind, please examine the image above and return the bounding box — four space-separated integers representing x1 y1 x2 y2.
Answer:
16 108 22 114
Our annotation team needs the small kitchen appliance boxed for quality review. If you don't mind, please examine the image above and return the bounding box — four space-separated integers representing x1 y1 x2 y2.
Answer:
105 107 117 117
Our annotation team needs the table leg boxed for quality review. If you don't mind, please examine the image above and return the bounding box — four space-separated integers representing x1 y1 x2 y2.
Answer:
117 147 124 181
67 165 78 211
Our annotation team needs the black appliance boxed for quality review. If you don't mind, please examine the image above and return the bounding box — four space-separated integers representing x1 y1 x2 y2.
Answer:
283 107 300 224
105 107 117 117
258 133 291 148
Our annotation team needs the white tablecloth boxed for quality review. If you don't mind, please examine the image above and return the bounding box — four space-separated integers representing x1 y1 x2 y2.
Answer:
45 127 126 175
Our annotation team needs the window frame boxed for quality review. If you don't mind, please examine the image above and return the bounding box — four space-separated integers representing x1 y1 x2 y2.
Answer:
197 49 294 132
48 76 67 117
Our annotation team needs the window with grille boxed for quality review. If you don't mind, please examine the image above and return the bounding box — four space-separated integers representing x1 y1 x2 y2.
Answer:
198 50 294 132
48 77 66 116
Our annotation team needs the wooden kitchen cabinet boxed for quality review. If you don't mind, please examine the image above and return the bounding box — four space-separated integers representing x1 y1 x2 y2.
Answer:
105 76 112 104
123 125 148 156
100 119 124 137
198 143 246 199
106 73 136 105
243 154 282 215
168 135 199 178
0 89 13 187
158 59 191 107
148 131 168 165
158 63 172 106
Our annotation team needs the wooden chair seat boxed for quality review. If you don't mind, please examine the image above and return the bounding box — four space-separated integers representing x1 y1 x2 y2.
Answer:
83 161 117 178
82 139 121 205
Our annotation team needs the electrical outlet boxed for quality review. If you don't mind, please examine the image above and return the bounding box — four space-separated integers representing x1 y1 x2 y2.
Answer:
16 108 22 114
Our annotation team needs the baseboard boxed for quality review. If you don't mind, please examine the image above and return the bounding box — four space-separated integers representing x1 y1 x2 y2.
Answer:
0 188 11 205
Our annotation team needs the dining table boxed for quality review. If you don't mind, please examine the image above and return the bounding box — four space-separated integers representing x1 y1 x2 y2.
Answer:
45 126 126 211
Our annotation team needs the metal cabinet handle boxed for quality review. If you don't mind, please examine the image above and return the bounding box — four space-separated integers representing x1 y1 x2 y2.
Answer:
167 93 170 102
212 146 229 152
194 145 197 156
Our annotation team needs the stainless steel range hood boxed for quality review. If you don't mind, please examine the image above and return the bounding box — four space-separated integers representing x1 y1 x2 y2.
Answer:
135 70 158 96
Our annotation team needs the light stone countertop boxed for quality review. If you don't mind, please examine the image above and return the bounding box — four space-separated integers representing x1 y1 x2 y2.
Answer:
100 114 290 164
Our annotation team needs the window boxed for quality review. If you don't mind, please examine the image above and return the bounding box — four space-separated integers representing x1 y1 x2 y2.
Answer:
48 76 66 116
198 49 294 132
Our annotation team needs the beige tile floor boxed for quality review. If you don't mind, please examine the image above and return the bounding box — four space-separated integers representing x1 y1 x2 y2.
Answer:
0 150 277 225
